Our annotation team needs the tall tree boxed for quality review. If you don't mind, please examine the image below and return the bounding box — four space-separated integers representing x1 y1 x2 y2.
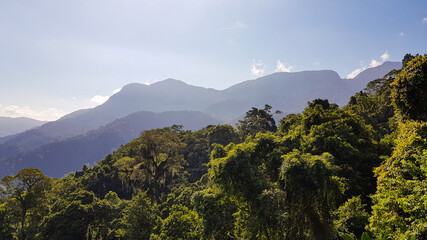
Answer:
391 55 427 121
237 104 277 138
368 121 427 239
129 128 186 202
0 168 51 240
119 191 157 240
301 100 380 200
280 151 343 240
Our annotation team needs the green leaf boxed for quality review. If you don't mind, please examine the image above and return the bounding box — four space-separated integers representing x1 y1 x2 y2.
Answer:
342 234 355 240
361 232 372 240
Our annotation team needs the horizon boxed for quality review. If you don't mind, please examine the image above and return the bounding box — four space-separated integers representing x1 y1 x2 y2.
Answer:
0 60 404 122
1 60 400 122
1 0 426 121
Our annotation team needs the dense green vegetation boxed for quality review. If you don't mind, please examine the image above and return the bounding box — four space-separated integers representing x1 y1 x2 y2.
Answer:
1 54 426 239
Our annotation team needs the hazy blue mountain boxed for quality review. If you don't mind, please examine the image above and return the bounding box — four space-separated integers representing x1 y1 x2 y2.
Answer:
0 79 220 157
346 61 402 92
0 61 401 178
0 111 220 178
208 62 402 119
207 70 347 119
0 117 46 137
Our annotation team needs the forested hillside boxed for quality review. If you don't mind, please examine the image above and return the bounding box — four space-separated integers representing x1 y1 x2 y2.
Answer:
1 54 426 240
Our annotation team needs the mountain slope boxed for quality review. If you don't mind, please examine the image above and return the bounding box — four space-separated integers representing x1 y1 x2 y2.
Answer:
0 61 402 177
0 111 220 178
347 61 402 91
207 70 348 119
0 117 46 137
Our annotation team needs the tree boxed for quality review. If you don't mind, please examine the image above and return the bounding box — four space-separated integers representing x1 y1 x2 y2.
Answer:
158 204 203 240
391 55 427 121
368 121 427 239
208 133 288 238
237 104 277 138
334 196 370 239
308 98 339 110
0 168 51 240
301 100 380 200
129 128 186 202
192 189 237 239
0 202 14 240
119 191 157 240
207 124 239 148
280 151 343 239
345 76 396 140
37 189 98 240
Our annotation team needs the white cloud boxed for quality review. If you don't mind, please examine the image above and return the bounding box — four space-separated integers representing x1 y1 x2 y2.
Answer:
399 32 405 37
380 51 390 62
90 87 123 106
347 51 390 79
144 82 151 86
223 20 248 30
90 95 109 105
369 59 381 68
251 60 265 76
0 104 66 121
423 17 427 23
275 60 292 72
112 88 122 94
347 68 365 79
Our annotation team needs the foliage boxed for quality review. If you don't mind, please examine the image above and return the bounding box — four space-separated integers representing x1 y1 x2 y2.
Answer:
119 190 156 240
157 204 203 240
281 150 343 239
368 121 427 239
192 189 237 239
334 196 370 239
0 202 15 240
3 54 427 240
391 55 427 121
301 100 380 200
0 168 51 240
237 104 277 138
37 189 125 240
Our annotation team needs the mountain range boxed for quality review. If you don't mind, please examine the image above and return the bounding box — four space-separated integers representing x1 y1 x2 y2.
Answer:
0 61 402 178
0 117 46 137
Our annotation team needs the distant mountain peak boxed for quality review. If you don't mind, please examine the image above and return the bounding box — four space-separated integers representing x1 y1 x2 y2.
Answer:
152 78 188 87
345 61 402 80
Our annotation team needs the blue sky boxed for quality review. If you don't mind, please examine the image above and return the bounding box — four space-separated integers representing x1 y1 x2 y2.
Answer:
0 0 426 121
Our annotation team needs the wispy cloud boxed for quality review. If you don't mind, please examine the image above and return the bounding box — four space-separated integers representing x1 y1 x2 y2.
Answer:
112 88 122 94
90 95 109 105
399 32 405 37
90 87 123 106
369 59 381 68
0 104 66 121
275 60 292 72
423 17 427 23
347 51 390 79
251 60 265 76
380 51 390 62
347 68 365 79
223 20 248 30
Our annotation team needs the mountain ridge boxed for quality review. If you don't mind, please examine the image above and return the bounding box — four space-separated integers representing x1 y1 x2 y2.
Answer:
0 117 46 138
0 61 402 177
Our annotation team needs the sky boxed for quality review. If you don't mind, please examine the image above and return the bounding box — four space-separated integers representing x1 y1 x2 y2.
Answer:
0 0 426 121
